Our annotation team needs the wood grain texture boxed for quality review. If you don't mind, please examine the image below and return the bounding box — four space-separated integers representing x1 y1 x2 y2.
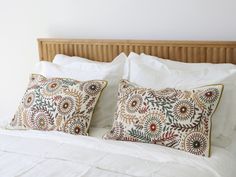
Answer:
38 39 236 64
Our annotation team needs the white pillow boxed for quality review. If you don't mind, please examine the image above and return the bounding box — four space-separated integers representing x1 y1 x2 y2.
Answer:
124 52 236 143
53 54 98 65
34 53 127 128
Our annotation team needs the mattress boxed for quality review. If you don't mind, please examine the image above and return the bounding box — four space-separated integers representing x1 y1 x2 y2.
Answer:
0 128 235 177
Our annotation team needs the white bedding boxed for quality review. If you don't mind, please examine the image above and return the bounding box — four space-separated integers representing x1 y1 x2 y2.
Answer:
0 129 235 177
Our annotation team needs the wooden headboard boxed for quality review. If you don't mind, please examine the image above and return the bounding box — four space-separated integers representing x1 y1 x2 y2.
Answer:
38 39 236 64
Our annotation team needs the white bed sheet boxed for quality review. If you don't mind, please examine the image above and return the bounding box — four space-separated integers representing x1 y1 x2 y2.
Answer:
0 129 235 177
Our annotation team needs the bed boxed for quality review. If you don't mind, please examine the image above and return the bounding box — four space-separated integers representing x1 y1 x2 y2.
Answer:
1 39 236 177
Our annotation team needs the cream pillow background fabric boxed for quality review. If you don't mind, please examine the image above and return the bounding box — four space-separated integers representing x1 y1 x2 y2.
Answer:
37 53 127 128
124 53 236 147
10 74 107 135
104 80 223 157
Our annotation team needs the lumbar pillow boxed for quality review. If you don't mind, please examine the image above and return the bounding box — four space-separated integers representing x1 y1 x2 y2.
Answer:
104 80 223 157
10 74 107 135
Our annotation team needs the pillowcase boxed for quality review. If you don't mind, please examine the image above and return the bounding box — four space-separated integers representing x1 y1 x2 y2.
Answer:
10 74 107 135
53 54 102 65
34 53 127 128
104 80 223 157
124 53 236 141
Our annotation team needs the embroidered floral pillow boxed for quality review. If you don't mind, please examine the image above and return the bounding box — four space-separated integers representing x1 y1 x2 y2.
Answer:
10 74 107 135
104 80 223 157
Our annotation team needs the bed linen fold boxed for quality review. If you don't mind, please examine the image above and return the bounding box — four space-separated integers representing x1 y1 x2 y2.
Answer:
0 129 235 177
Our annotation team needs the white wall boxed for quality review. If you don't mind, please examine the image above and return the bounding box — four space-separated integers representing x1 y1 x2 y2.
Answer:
0 0 236 122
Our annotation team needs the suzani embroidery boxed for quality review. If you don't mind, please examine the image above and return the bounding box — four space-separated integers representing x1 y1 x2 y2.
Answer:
104 80 223 157
11 74 107 136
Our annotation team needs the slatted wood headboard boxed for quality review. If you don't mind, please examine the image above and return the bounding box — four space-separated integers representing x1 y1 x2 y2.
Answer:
38 39 236 64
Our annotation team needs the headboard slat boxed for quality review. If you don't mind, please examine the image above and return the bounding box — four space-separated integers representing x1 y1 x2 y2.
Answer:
38 39 236 64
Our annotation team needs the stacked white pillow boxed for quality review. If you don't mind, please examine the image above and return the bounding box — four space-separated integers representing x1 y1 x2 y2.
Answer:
34 53 127 128
124 52 236 147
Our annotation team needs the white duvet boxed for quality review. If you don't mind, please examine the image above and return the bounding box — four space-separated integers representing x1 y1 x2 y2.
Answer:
0 128 235 177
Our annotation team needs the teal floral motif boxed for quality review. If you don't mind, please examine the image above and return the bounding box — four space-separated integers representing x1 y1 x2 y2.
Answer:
84 81 103 96
199 87 220 104
58 97 75 115
184 132 207 156
144 114 163 138
126 94 143 113
23 92 35 108
173 100 195 121
64 116 86 135
42 80 63 97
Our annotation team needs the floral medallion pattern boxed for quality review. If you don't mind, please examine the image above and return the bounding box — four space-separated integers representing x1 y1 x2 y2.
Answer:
104 80 223 157
11 74 107 136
